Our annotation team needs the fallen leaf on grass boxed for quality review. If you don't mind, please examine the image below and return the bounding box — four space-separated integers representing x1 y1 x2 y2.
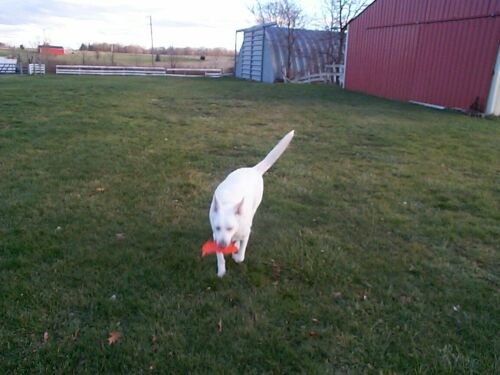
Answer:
107 331 122 345
71 329 80 341
271 259 281 281
96 187 105 193
43 331 49 343
217 319 223 332
309 331 317 337
311 318 319 324
151 335 159 351
399 295 413 305
115 233 125 240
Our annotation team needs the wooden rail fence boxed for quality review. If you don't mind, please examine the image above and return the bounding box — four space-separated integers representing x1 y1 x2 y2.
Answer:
29 64 46 75
55 65 225 78
0 63 16 74
165 68 223 77
56 65 167 76
285 64 345 86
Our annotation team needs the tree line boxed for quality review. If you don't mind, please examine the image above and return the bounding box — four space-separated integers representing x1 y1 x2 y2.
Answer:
78 43 233 56
249 0 369 79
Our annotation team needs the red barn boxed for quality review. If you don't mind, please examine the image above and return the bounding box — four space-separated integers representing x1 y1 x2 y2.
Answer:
39 45 64 55
344 0 500 115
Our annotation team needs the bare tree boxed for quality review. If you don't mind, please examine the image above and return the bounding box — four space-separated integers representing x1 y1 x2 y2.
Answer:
251 0 305 80
323 0 369 64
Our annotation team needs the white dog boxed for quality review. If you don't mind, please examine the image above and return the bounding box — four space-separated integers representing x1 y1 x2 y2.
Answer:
209 130 295 277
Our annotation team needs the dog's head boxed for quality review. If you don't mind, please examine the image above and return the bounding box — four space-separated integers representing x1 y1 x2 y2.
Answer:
209 196 243 248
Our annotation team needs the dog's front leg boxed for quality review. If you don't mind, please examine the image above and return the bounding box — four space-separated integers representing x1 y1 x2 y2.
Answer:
216 252 226 278
232 234 250 263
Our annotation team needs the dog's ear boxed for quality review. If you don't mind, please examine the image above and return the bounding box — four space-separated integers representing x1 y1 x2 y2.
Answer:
213 197 219 213
234 198 244 215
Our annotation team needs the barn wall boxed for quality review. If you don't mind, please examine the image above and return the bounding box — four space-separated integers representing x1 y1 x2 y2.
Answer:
262 35 275 83
345 0 500 112
40 47 64 55
235 28 265 81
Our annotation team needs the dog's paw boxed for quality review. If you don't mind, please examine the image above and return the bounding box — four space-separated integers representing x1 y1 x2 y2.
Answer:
232 253 245 263
217 269 226 278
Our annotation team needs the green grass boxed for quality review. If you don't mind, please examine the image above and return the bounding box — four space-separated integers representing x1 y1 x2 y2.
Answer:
0 75 499 374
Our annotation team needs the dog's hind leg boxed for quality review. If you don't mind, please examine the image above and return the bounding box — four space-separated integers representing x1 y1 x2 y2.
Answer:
216 252 226 278
232 234 250 263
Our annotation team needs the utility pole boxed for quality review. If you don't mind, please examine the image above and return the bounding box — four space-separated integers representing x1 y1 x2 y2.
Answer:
149 16 154 66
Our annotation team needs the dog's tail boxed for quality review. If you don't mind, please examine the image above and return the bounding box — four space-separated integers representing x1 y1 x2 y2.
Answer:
254 130 295 175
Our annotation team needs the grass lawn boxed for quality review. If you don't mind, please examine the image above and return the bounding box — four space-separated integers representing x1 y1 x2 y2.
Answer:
0 75 499 373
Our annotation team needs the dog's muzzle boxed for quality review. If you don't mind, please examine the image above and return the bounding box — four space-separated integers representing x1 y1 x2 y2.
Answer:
217 241 229 248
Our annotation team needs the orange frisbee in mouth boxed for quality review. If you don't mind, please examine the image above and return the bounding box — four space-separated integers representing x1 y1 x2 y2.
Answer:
202 240 238 257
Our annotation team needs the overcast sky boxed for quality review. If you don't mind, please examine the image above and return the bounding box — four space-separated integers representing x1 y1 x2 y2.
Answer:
0 0 330 50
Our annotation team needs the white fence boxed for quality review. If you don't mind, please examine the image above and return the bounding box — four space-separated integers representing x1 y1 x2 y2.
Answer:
56 65 167 76
55 65 226 78
0 63 16 74
287 64 344 86
29 64 45 75
165 68 223 77
287 72 333 84
325 64 345 86
0 57 17 74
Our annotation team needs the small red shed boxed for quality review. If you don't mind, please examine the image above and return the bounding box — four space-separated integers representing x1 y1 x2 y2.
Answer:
39 45 65 55
344 0 500 115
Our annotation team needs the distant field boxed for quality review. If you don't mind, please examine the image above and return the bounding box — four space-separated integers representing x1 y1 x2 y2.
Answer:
49 51 234 70
0 76 499 373
0 48 234 71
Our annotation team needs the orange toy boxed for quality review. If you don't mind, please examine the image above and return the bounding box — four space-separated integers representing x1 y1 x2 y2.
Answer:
202 240 238 257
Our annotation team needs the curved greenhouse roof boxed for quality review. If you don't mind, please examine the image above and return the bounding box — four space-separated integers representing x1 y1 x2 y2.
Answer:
236 24 339 83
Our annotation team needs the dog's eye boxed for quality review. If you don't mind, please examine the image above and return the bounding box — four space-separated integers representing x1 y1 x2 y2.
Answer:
216 226 221 231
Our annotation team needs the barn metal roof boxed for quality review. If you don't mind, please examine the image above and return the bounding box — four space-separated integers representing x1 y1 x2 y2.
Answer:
236 24 339 82
236 23 277 33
